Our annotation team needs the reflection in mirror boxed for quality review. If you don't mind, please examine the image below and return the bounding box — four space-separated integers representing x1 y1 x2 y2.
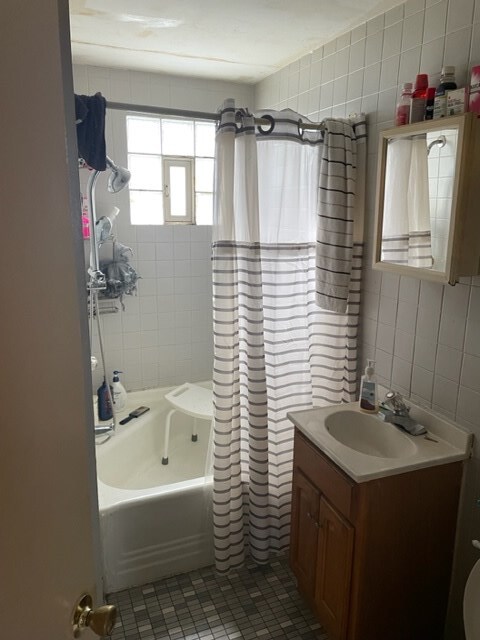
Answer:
380 128 458 273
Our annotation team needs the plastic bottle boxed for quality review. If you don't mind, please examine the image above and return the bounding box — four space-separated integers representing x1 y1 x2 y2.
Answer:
81 194 90 239
97 378 113 421
359 360 378 413
410 74 429 123
425 87 436 120
434 66 457 119
112 370 127 411
395 83 413 126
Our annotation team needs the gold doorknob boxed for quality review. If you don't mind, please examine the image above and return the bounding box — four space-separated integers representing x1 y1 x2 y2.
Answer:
72 593 117 637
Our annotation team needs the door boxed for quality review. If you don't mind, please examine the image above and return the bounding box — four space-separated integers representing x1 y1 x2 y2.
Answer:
290 469 321 598
1 1 104 637
314 497 354 640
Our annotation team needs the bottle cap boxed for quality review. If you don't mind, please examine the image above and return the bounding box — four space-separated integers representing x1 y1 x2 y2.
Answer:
402 82 413 92
415 74 429 90
442 66 455 76
427 87 436 99
365 360 375 376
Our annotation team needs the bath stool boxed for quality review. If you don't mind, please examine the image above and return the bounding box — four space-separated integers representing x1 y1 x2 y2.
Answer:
162 383 213 465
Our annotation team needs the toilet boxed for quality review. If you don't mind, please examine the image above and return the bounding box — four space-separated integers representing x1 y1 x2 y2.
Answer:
464 545 480 639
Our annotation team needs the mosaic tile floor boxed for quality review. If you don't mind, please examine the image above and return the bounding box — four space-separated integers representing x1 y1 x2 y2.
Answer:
107 556 329 640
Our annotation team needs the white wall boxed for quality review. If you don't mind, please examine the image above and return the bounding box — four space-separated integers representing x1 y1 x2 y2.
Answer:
73 64 254 391
255 0 480 636
427 127 457 272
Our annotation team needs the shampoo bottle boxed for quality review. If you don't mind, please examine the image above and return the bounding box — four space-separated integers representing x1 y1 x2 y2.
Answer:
112 370 127 411
359 360 377 413
97 378 113 421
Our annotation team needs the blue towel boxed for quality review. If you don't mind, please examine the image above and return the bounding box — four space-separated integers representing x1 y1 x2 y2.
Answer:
75 92 107 171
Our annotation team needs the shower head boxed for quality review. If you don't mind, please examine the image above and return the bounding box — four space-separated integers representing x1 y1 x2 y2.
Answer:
106 156 131 193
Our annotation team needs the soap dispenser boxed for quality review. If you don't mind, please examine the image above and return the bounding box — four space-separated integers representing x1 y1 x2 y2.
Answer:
112 370 127 411
359 360 378 413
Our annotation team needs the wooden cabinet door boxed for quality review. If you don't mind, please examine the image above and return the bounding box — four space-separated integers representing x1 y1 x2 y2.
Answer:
314 496 354 640
290 469 321 598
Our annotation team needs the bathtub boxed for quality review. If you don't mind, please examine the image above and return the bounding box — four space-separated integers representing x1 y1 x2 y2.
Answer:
95 384 214 593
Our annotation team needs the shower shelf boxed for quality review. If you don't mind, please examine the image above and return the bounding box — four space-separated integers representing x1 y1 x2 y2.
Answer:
87 298 119 316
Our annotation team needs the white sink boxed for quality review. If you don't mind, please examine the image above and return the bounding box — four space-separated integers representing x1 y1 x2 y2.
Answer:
288 400 472 483
325 410 417 458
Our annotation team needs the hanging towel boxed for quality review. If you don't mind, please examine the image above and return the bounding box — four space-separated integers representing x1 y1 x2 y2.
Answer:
316 117 364 314
74 92 107 171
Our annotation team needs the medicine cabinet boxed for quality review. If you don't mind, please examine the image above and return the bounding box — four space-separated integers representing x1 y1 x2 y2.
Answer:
373 113 480 284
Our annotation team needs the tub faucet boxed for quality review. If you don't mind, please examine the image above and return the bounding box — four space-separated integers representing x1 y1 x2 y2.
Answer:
95 423 115 436
380 391 427 436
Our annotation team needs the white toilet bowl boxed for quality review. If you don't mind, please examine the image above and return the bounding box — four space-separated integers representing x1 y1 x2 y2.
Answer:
464 555 480 639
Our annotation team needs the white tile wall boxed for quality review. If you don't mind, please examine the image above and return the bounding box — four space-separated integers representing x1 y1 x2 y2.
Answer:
75 64 254 391
254 1 480 635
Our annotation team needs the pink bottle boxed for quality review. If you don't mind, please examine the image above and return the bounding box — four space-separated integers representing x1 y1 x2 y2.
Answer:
81 194 90 239
395 82 413 126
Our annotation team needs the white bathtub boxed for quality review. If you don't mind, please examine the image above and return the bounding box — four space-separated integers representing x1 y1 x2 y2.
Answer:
95 384 214 593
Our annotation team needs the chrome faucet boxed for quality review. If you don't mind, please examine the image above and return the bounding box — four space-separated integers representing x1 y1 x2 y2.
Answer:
380 391 427 436
95 423 114 436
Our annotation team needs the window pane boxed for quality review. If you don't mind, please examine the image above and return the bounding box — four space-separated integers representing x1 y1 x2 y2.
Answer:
126 116 161 154
169 166 187 217
162 119 194 155
195 158 214 193
195 193 213 225
128 154 162 190
195 121 215 157
130 190 163 225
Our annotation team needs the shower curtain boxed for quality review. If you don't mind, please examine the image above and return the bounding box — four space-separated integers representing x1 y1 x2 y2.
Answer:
381 136 433 267
212 100 366 573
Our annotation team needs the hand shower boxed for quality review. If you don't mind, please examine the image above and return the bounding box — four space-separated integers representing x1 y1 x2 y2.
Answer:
95 206 119 246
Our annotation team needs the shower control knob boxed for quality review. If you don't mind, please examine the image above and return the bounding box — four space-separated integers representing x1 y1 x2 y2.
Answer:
72 593 117 637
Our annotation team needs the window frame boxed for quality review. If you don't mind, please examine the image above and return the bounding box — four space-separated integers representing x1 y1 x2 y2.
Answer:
162 156 195 224
126 114 215 226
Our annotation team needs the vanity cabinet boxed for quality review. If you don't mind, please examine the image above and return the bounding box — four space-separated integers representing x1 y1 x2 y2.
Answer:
290 428 464 640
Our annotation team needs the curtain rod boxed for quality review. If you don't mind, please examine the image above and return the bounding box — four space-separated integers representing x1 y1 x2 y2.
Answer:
107 100 325 131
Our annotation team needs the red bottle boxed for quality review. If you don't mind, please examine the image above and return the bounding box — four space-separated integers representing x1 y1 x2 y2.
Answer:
410 74 429 122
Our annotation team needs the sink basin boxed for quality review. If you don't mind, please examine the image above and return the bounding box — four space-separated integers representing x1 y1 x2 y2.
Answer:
288 400 472 482
325 410 417 458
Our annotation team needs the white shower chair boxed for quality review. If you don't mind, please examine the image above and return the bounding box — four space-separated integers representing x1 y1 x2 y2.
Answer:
161 382 213 465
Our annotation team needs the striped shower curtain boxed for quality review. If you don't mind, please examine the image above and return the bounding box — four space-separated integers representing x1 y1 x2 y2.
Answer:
212 100 366 573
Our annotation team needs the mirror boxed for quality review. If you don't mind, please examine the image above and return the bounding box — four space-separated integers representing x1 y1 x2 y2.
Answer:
381 128 457 272
373 114 480 284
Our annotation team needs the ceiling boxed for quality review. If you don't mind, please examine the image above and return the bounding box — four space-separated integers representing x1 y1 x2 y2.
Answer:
69 0 402 84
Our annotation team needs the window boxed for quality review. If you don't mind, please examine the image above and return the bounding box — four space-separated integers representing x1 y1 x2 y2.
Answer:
126 115 215 225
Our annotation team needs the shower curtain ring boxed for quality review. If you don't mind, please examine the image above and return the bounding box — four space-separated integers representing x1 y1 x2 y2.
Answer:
257 114 275 135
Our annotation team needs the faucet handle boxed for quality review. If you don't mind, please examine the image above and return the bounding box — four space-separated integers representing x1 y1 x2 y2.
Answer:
384 390 410 414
